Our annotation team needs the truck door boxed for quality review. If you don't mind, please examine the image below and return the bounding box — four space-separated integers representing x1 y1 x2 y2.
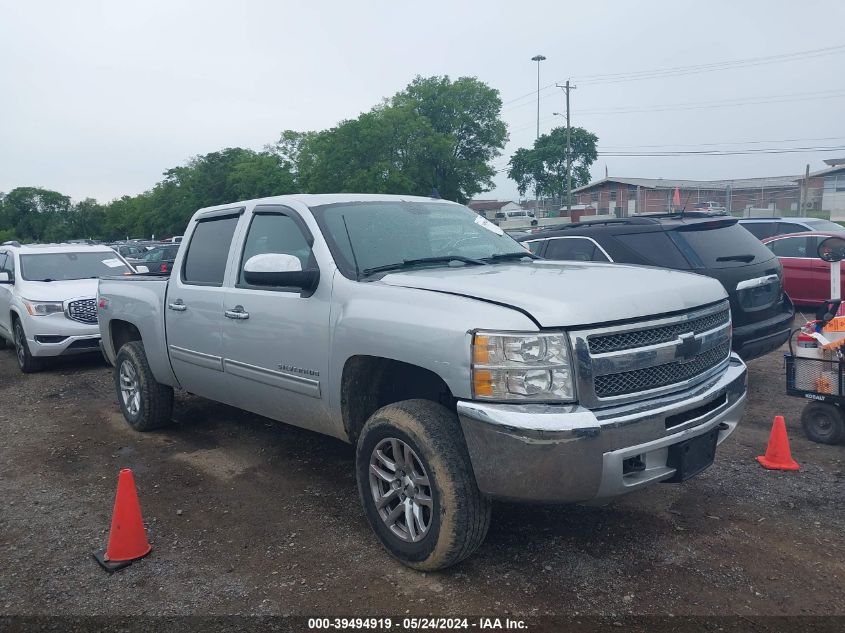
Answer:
221 205 334 436
165 210 242 401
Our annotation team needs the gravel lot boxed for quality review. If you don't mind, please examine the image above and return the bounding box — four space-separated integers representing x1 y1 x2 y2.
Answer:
1 339 843 618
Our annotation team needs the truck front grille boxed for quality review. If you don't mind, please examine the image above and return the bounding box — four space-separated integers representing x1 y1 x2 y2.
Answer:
569 301 732 408
588 308 730 354
66 299 98 324
594 341 731 398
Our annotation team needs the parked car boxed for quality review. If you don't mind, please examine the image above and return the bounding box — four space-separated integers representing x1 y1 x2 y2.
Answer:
110 243 147 264
136 244 180 274
0 242 133 372
762 231 845 306
98 194 747 570
494 209 538 225
739 216 843 240
519 214 794 360
692 201 728 215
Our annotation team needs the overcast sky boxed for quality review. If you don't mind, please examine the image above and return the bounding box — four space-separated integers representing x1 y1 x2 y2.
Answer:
1 0 843 203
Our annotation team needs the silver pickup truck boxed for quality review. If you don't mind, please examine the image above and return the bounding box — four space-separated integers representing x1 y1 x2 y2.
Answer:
97 193 747 570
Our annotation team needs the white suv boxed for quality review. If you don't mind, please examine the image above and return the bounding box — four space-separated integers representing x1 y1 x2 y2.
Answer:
0 242 134 372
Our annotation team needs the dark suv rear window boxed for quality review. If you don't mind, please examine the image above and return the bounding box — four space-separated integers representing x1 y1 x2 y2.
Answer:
614 232 691 269
672 222 775 268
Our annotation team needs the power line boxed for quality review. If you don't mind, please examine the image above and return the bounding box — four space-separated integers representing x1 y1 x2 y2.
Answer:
499 43 845 112
598 145 845 157
505 90 845 133
601 135 845 150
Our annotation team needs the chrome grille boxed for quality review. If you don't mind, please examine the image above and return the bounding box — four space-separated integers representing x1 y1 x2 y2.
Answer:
588 308 730 354
67 299 98 324
594 341 731 398
569 300 733 408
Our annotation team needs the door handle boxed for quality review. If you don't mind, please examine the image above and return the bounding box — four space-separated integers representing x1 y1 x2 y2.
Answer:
224 305 250 320
168 300 187 312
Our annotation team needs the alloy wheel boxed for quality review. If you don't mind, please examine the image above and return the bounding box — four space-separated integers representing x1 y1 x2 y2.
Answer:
368 438 433 543
119 360 141 416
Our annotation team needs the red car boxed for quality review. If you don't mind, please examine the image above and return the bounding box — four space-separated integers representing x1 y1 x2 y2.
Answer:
762 231 845 306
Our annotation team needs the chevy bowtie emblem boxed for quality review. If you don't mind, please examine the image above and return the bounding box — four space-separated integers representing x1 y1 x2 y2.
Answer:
676 332 701 363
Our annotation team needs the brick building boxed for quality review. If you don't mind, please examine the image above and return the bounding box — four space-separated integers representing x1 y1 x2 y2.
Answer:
571 175 803 217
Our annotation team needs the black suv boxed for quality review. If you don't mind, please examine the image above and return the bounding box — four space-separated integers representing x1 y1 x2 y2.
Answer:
520 213 794 360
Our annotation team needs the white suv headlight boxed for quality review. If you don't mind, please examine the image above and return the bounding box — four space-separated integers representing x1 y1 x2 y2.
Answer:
23 300 64 316
471 332 575 402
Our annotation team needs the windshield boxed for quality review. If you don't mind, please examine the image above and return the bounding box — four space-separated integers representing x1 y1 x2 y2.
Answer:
20 252 130 281
311 201 528 278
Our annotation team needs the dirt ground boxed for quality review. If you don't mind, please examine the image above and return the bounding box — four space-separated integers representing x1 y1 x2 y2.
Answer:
0 337 843 619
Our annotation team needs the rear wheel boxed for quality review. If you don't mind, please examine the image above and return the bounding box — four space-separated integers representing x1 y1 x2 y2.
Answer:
114 341 174 431
13 319 44 373
356 399 491 571
801 402 845 445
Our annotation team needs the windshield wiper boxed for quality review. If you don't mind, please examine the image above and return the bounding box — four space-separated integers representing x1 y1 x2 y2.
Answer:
362 256 488 276
484 251 538 262
716 254 755 263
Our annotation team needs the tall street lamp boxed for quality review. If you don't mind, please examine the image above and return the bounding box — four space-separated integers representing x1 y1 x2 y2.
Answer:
531 55 546 140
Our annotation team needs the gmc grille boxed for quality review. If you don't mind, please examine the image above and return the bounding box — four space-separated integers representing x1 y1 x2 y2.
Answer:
66 299 98 324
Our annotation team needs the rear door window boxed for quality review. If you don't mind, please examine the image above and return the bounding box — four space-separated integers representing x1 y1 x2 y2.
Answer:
741 222 776 240
776 222 809 236
614 231 691 269
769 235 815 258
544 237 610 262
182 215 240 286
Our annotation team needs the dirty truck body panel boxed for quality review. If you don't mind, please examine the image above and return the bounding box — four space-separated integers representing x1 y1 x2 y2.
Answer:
98 193 747 505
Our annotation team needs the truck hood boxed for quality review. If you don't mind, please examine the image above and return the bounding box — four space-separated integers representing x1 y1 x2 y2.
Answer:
17 278 99 302
379 261 727 328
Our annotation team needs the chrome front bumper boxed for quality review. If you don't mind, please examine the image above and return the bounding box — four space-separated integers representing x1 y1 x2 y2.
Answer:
457 354 747 503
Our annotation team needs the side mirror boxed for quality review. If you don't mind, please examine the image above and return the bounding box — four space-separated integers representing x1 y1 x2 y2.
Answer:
0 272 11 284
135 265 150 274
818 236 845 262
243 253 319 295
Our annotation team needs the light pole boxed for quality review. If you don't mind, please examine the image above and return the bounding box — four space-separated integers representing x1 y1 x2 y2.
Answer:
530 55 546 140
531 55 546 215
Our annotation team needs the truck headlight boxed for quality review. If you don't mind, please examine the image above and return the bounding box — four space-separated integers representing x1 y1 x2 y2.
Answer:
471 332 575 402
23 300 64 316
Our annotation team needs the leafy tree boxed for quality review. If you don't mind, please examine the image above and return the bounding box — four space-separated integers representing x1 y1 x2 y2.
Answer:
0 187 72 242
508 127 598 199
296 76 507 203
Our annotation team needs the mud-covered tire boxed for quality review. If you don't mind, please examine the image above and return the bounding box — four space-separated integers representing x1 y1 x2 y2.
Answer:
356 399 491 571
801 402 845 445
114 341 174 431
13 319 44 373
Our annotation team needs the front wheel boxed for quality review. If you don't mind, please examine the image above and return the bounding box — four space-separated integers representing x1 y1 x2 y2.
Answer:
114 341 174 431
801 402 845 445
13 320 44 373
356 399 491 571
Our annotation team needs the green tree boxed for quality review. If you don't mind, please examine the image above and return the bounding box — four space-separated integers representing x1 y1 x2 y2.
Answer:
0 187 72 242
508 127 598 199
295 75 507 203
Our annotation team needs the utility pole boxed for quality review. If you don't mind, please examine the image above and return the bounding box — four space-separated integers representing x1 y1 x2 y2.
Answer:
800 163 810 217
556 80 577 213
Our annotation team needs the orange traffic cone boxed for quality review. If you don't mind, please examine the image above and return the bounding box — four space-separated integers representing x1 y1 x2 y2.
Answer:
756 415 800 471
93 468 152 572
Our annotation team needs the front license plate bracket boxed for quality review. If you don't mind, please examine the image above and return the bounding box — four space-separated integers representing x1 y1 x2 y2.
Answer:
664 427 719 483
